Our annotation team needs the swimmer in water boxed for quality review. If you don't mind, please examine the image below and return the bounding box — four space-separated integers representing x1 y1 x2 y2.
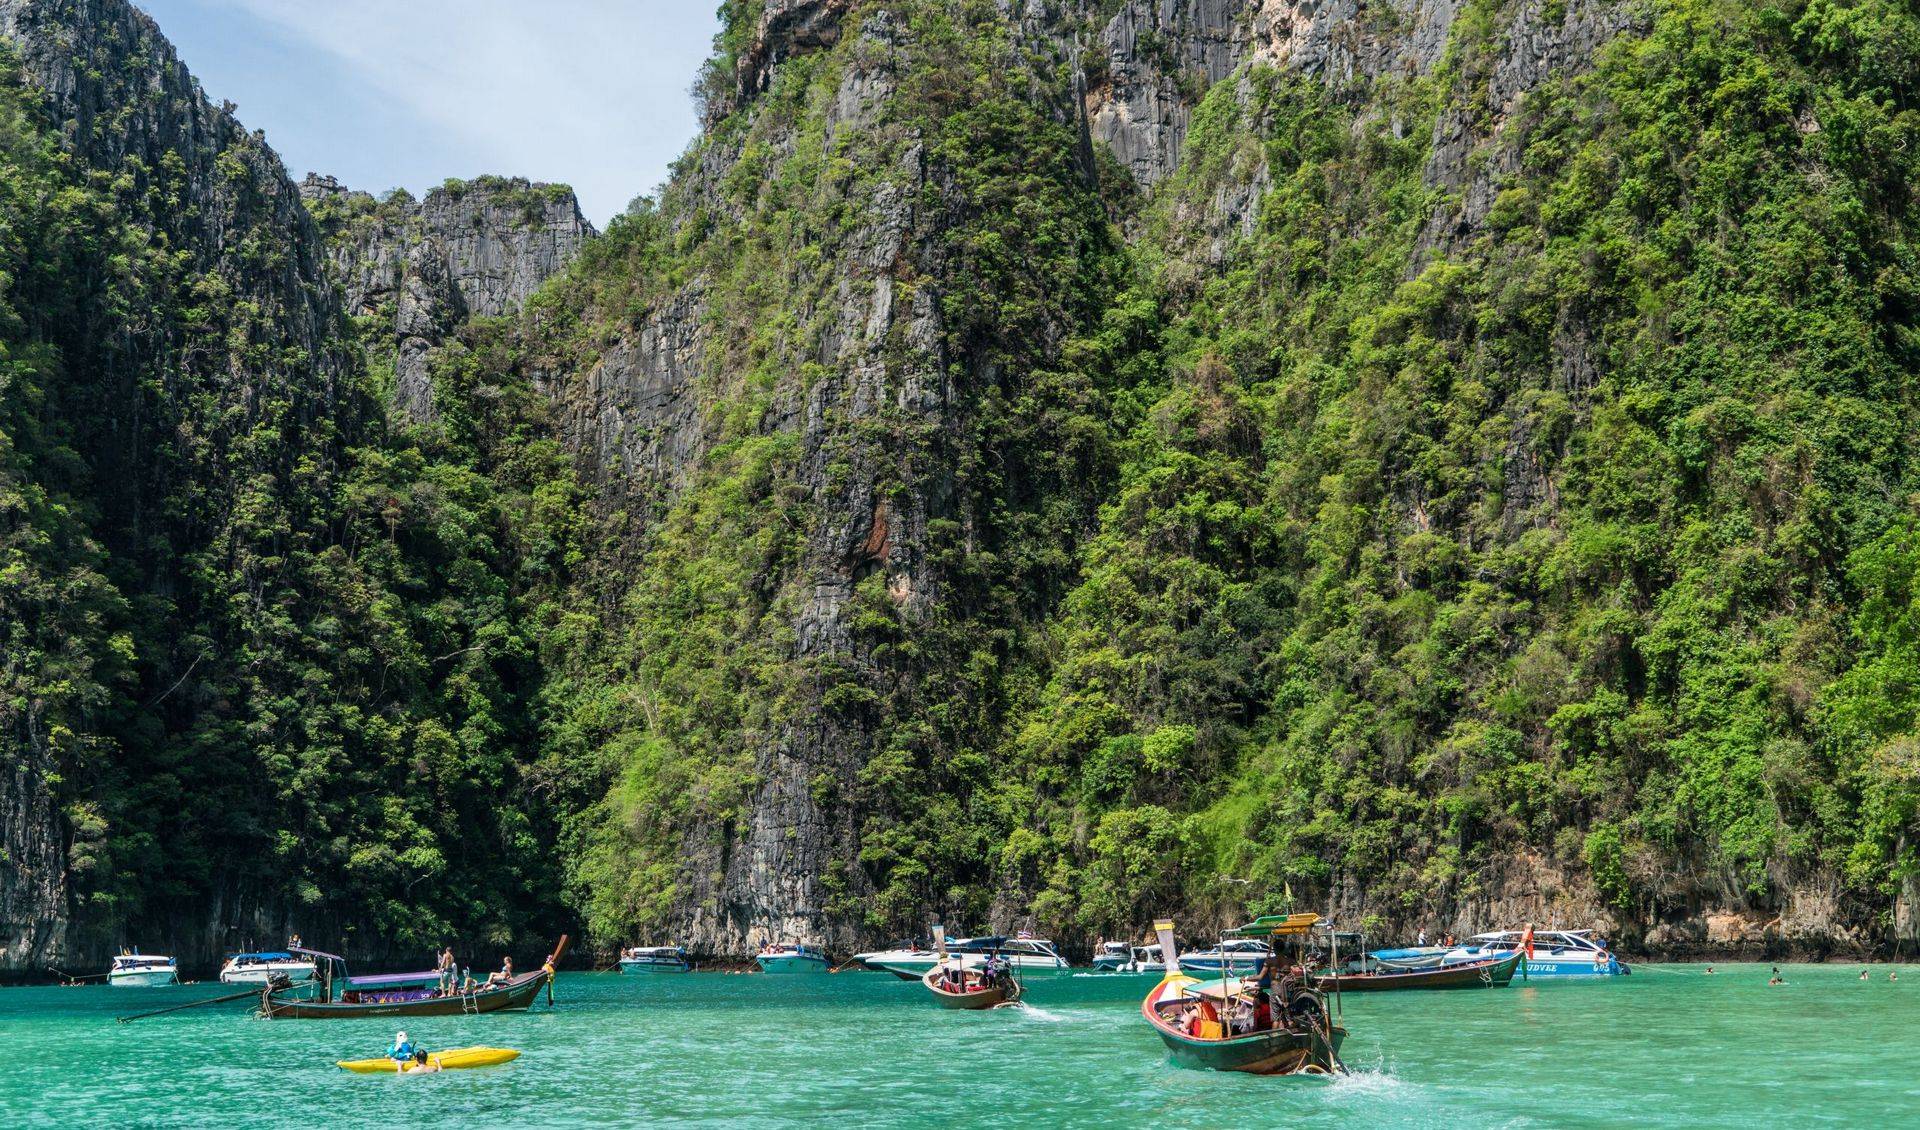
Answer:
1861 969 1870 980
1768 966 1784 986
1704 966 1716 974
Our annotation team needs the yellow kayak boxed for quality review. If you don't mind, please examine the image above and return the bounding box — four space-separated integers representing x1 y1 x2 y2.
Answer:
336 1047 521 1073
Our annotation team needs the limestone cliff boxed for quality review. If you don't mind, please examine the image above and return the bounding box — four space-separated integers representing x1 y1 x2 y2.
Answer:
302 174 593 421
0 0 359 970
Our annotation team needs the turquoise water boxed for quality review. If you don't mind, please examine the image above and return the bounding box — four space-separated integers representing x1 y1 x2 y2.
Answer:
2 964 1914 1127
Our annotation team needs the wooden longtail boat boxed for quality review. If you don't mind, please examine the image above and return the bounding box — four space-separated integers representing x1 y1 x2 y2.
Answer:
1140 915 1345 1076
921 928 1022 1009
922 963 1022 1008
259 937 568 1020
1310 949 1522 992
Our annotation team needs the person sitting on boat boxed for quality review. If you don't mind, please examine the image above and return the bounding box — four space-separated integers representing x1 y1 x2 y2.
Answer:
485 956 514 988
1229 997 1255 1034
387 1031 418 1067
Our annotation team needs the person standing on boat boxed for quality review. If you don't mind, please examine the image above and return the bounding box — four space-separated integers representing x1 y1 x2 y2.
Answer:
1252 957 1280 1031
1418 929 1428 946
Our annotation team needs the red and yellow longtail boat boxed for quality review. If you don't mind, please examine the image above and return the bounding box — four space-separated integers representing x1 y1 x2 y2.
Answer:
1140 915 1345 1075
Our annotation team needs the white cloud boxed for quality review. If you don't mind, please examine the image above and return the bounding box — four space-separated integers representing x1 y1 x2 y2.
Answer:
212 0 717 223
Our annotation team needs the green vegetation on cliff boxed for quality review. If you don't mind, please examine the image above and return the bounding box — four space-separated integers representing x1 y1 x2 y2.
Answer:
542 0 1920 947
0 30 568 955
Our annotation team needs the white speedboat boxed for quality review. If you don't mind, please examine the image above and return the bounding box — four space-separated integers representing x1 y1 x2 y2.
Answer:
1444 929 1630 977
852 934 1069 980
219 951 318 984
1091 941 1133 972
755 942 829 974
1121 942 1167 974
618 945 692 973
1177 937 1271 975
107 952 178 987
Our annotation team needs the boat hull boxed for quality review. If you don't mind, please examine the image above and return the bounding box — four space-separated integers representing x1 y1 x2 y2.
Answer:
264 938 566 1019
756 954 828 974
1448 949 1629 977
922 967 1022 1009
618 959 691 974
107 970 178 988
1313 951 1521 992
263 973 549 1019
1153 1025 1345 1074
1141 976 1344 1075
870 955 1067 980
222 966 317 984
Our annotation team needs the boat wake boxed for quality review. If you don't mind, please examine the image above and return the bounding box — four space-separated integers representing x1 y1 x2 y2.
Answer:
1005 1002 1069 1022
1326 1068 1405 1095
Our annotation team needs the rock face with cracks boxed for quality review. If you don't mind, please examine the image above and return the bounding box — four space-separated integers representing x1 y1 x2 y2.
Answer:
302 174 594 421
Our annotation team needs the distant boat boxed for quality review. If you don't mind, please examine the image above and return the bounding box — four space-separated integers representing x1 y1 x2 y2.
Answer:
1364 946 1451 971
755 943 828 973
1140 915 1345 1076
1122 943 1168 974
1091 941 1166 974
108 952 178 988
259 937 568 1019
618 946 692 973
852 934 1068 980
1176 937 1271 976
220 951 317 984
1444 929 1630 978
1311 949 1523 991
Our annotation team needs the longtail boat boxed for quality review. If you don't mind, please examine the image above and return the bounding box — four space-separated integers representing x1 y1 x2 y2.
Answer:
259 937 567 1019
1310 948 1522 992
1141 915 1345 1076
921 928 1022 1009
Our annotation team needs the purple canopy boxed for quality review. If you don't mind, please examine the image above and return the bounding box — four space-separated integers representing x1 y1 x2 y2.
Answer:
344 970 442 989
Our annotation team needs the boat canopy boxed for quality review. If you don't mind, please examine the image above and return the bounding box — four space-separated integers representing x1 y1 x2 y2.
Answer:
228 951 297 963
1228 912 1322 938
112 954 174 967
345 970 441 989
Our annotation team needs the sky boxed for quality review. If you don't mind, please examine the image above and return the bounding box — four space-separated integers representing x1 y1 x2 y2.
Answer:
136 0 722 226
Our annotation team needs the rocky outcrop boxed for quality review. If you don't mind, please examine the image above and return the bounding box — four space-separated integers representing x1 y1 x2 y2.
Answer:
303 174 593 421
737 0 853 101
1078 0 1457 187
0 722 65 971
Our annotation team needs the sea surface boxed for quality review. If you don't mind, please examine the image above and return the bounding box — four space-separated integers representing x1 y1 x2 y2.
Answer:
2 962 1914 1127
